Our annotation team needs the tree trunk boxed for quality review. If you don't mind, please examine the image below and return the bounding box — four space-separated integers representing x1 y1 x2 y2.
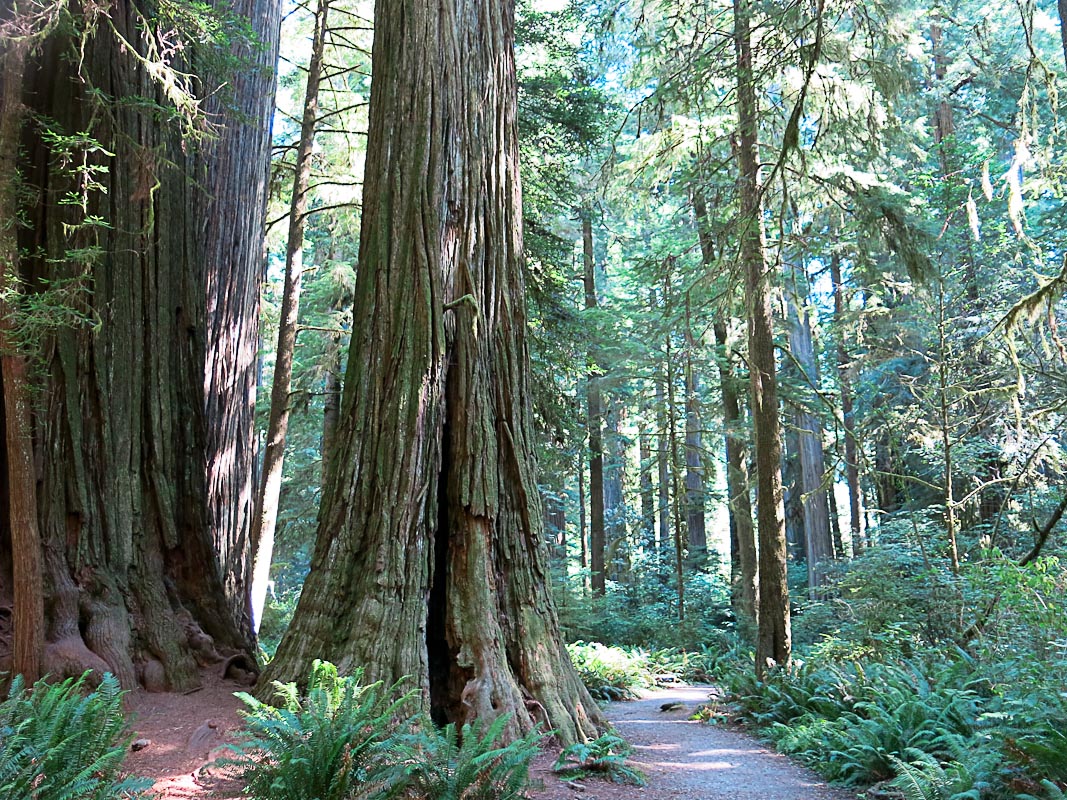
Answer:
735 0 790 675
12 0 277 689
664 327 686 622
692 194 757 628
830 254 864 555
578 449 588 593
0 37 44 682
322 339 342 482
786 285 833 596
202 0 282 647
258 0 603 745
249 0 329 633
1059 0 1067 71
583 211 606 597
684 305 707 569
604 401 629 581
639 425 656 553
655 364 671 570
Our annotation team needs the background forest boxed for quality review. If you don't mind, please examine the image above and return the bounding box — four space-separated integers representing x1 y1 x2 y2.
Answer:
1 0 1067 798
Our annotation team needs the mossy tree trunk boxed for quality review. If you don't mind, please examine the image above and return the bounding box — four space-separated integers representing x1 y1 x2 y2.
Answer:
734 0 791 675
259 0 604 745
9 0 279 690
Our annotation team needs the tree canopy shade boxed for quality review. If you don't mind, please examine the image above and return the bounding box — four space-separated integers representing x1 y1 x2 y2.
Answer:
0 0 279 688
258 0 605 745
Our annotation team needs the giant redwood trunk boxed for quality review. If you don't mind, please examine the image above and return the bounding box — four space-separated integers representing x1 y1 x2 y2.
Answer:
259 0 604 745
8 0 279 690
735 0 790 675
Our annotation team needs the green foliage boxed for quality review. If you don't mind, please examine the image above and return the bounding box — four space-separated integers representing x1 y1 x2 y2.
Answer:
231 660 413 800
889 749 987 800
0 672 150 800
565 642 654 701
376 715 543 800
553 733 646 786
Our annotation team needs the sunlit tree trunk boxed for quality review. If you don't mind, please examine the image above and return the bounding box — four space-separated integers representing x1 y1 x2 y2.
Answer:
249 0 329 633
735 0 790 674
830 253 864 554
259 0 603 744
785 286 833 595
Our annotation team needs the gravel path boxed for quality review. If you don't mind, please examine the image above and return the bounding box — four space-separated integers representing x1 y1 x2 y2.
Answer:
532 685 855 800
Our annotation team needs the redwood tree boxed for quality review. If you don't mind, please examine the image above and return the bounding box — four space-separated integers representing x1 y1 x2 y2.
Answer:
5 0 279 689
259 0 604 745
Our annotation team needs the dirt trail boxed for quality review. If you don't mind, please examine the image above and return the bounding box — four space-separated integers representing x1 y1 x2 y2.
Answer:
129 677 854 799
530 685 854 800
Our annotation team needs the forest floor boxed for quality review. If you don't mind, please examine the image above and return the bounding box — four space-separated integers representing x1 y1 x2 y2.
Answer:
124 672 853 799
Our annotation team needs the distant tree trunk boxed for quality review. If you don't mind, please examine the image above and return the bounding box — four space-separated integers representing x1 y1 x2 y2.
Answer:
664 318 686 622
604 400 629 580
786 288 833 596
828 485 844 559
684 303 707 569
578 450 588 592
783 426 806 563
735 0 790 675
0 37 44 682
583 211 606 597
693 194 757 628
258 0 603 745
13 0 277 689
656 365 671 570
639 425 656 553
830 254 864 554
249 0 329 633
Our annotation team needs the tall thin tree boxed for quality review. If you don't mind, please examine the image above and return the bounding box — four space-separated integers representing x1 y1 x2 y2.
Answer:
734 0 790 674
249 0 331 633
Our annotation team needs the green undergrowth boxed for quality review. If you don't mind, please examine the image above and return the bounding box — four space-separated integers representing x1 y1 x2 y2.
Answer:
714 543 1067 800
566 640 728 701
0 672 150 800
553 732 646 786
227 659 545 800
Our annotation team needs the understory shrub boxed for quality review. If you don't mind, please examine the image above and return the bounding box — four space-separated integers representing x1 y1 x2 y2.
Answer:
0 672 150 800
553 732 646 786
566 642 654 700
229 660 544 800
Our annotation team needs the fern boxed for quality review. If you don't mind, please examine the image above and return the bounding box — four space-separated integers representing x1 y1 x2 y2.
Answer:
0 672 150 800
230 659 415 800
554 732 646 786
373 714 543 800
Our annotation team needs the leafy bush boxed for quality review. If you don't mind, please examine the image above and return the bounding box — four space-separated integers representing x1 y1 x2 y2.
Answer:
0 672 150 800
553 732 645 786
566 642 654 700
377 714 543 799
231 660 413 800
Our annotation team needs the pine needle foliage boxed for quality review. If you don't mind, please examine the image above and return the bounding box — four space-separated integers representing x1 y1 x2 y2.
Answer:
0 672 150 800
231 660 415 800
373 714 543 800
553 732 646 786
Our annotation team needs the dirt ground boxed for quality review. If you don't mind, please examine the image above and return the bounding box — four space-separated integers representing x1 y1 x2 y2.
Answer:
124 673 854 799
